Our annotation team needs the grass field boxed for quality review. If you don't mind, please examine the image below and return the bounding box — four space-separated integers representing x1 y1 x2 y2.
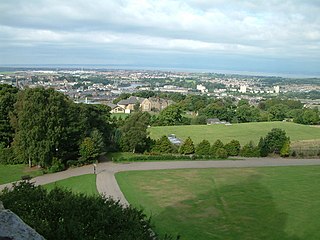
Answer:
111 113 130 119
0 164 43 185
149 122 320 145
116 166 320 240
44 174 98 195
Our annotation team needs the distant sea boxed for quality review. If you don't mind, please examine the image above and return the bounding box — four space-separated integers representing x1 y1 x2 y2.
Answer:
0 64 319 78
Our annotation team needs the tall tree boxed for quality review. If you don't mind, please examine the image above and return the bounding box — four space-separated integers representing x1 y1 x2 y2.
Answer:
0 84 18 147
120 112 151 153
12 88 72 167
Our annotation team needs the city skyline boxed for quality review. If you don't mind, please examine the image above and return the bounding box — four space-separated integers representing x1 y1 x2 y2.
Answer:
1 0 320 76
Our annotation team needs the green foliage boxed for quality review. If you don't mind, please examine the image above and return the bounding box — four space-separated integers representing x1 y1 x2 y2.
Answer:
264 128 289 154
215 147 228 159
258 137 269 157
236 105 260 123
0 181 172 240
190 115 207 125
280 139 291 157
210 139 224 156
195 140 211 155
152 136 175 154
0 145 16 164
268 104 289 121
179 137 195 155
224 140 241 156
0 84 18 147
240 141 260 157
156 104 183 126
79 137 98 163
120 112 151 153
47 157 65 173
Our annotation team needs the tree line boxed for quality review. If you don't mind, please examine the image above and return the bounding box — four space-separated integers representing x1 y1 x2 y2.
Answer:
0 84 112 169
113 91 320 126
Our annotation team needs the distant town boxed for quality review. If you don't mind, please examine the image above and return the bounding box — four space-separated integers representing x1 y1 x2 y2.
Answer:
1 67 320 112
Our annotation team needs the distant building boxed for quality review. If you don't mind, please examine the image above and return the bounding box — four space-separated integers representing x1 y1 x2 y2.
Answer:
274 85 280 94
117 96 145 111
106 103 125 113
141 97 173 112
239 85 247 93
196 84 208 93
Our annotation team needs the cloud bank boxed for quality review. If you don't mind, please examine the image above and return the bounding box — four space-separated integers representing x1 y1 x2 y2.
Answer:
0 0 319 75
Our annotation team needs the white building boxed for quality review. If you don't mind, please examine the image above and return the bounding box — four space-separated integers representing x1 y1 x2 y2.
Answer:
196 84 208 93
274 86 280 94
239 85 247 93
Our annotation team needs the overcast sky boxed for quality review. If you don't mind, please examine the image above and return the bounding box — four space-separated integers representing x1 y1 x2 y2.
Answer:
1 0 320 76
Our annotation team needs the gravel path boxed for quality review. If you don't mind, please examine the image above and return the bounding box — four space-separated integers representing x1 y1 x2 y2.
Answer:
1 158 320 206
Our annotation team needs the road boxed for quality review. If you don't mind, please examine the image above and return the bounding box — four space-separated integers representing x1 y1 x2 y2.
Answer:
1 158 320 206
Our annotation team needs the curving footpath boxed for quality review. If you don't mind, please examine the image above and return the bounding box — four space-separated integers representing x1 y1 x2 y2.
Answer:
1 158 320 206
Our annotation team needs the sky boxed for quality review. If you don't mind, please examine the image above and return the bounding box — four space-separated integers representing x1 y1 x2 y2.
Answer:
0 0 320 76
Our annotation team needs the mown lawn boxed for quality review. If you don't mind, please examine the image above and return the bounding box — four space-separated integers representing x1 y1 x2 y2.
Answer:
0 164 43 184
44 174 98 195
116 166 320 240
149 121 320 145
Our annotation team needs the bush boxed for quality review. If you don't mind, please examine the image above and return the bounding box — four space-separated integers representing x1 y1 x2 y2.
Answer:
240 141 260 157
224 140 241 156
215 148 228 159
152 136 175 154
210 140 224 157
0 146 16 164
179 137 195 155
280 140 290 157
195 140 211 155
0 182 176 240
47 158 65 173
264 128 289 154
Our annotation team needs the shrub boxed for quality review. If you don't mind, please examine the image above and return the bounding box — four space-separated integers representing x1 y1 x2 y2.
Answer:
258 137 269 157
0 146 16 164
152 135 175 154
0 182 176 240
240 141 260 157
179 137 195 155
280 139 290 157
224 140 241 156
47 157 65 173
264 128 289 154
195 140 211 155
215 148 228 159
210 140 224 157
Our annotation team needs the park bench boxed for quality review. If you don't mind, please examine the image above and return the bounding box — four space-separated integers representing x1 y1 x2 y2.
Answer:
21 175 31 181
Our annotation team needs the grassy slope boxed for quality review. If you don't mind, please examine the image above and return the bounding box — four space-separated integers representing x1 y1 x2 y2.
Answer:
116 166 320 240
0 164 43 184
149 122 320 145
44 174 98 195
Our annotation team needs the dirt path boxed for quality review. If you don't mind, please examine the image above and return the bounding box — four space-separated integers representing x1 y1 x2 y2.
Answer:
1 158 320 206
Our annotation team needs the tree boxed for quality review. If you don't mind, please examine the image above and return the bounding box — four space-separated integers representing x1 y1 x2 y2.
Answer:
179 137 195 155
120 112 151 153
302 109 319 125
11 88 73 167
264 128 289 154
258 137 269 157
268 104 289 121
236 105 260 123
79 137 98 163
152 135 175 154
210 139 224 156
195 140 211 155
0 84 18 147
156 104 183 126
224 140 241 156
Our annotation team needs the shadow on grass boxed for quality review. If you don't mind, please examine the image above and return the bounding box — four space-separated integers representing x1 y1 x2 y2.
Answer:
153 175 300 240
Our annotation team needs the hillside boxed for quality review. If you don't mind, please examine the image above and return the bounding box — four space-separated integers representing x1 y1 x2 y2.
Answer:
149 122 320 145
